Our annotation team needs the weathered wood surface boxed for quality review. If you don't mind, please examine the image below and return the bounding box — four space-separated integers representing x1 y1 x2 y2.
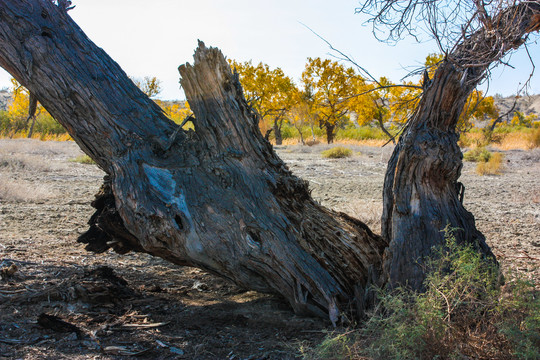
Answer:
0 0 385 322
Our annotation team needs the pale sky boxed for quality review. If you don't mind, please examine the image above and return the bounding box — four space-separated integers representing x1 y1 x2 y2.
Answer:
0 0 538 100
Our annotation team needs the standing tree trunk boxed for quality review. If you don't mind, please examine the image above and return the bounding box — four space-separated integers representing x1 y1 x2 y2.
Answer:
0 0 386 322
273 117 283 145
376 114 395 145
381 3 540 289
324 122 335 144
296 125 306 145
26 93 38 138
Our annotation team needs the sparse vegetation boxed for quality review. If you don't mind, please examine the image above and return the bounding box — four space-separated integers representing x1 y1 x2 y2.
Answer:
0 153 53 172
0 174 56 202
303 227 540 360
321 146 353 159
463 147 492 162
476 152 504 175
69 154 95 165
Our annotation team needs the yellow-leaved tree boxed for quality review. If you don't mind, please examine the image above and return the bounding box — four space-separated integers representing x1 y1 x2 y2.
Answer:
7 78 30 135
155 100 193 129
230 60 297 144
287 85 320 145
350 76 420 143
6 78 64 138
301 57 358 144
132 76 162 98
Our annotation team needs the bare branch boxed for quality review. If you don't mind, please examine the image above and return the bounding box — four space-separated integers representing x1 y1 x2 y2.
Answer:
300 23 381 85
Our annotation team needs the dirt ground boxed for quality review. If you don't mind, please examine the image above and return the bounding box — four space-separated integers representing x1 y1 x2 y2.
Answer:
0 139 538 359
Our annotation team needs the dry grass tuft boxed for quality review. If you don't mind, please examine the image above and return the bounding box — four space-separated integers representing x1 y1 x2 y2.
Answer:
338 200 382 232
0 175 57 202
0 152 54 173
527 128 540 149
476 152 504 175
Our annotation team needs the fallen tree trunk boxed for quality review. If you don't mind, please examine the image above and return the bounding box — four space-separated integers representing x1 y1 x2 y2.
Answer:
0 0 385 322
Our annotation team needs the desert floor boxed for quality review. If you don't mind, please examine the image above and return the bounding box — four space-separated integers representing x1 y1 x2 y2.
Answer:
1 139 538 359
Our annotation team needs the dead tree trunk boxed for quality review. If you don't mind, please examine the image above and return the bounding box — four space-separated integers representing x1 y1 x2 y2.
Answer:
0 0 385 322
381 3 540 290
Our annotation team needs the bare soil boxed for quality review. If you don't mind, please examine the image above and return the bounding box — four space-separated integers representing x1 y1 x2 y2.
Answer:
0 139 538 359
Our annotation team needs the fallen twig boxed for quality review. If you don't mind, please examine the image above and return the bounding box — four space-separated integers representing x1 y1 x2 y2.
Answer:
0 288 27 295
103 345 150 356
120 322 170 329
0 338 26 345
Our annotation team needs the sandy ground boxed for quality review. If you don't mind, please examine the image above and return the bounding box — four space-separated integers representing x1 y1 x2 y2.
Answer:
0 139 538 359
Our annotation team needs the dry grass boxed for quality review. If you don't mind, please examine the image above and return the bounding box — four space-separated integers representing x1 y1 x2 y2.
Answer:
476 152 504 175
338 200 382 232
0 138 81 160
527 128 540 149
460 131 532 150
2 132 72 141
0 152 55 173
495 132 534 150
458 131 484 148
279 138 387 147
0 174 57 202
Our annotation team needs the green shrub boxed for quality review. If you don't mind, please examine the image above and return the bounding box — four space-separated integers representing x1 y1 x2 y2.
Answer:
304 227 539 360
0 110 10 134
32 113 66 135
69 155 95 165
335 126 390 141
280 124 297 140
463 147 492 162
321 146 353 159
300 332 354 360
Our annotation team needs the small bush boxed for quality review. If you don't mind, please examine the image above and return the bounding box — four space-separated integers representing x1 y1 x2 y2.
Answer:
476 152 504 175
69 155 95 165
304 227 539 360
300 332 354 360
463 147 492 162
321 147 353 159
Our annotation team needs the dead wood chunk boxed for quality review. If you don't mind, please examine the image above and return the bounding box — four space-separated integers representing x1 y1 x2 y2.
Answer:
80 266 135 305
0 264 18 279
37 313 82 339
86 266 128 286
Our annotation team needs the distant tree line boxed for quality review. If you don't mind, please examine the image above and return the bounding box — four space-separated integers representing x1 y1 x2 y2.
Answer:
2 56 537 142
